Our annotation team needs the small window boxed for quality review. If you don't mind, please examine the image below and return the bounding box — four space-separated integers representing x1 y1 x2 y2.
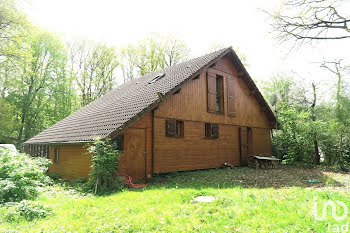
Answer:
216 75 224 113
166 119 184 137
54 148 59 163
148 73 165 84
112 135 124 152
205 123 219 139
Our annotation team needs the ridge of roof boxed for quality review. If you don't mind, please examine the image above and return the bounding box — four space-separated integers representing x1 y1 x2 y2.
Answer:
24 47 231 144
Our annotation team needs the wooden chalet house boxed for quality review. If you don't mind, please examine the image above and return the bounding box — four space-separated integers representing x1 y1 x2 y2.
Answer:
24 47 276 181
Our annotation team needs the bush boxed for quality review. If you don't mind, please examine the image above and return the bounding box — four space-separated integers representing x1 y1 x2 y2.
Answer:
4 200 52 222
87 137 122 193
0 149 52 203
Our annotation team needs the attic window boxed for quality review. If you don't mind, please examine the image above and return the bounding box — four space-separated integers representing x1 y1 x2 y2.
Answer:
148 73 165 84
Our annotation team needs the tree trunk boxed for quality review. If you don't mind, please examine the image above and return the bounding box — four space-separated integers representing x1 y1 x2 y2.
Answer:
311 83 320 164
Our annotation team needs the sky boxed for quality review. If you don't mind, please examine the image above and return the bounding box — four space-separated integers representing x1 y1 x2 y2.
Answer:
21 0 350 99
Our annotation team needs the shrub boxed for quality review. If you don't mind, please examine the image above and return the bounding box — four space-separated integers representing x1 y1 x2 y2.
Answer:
0 149 52 203
5 200 52 222
87 137 122 193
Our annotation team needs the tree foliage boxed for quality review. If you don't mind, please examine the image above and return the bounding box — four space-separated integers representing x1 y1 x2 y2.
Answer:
68 41 119 106
262 74 350 169
119 34 189 81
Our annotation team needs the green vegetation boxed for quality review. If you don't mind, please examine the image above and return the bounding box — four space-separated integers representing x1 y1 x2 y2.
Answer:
0 149 51 203
0 166 349 232
87 138 122 193
261 74 350 170
4 200 53 222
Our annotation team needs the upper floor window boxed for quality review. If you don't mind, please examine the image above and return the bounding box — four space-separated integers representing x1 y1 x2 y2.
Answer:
207 69 236 117
216 75 224 113
207 72 224 114
166 119 184 137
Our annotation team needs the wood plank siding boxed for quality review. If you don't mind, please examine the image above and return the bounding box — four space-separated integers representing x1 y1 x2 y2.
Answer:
49 145 91 179
154 56 271 128
153 55 272 173
153 118 240 173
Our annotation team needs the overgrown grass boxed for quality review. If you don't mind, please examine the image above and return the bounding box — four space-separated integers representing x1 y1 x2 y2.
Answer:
1 166 350 232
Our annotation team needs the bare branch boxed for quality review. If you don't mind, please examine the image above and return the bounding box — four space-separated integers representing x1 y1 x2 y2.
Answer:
265 0 350 45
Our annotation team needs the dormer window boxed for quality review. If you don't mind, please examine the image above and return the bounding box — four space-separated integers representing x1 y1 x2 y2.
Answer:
148 73 165 84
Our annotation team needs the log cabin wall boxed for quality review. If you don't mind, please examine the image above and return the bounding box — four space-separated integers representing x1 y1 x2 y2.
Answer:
153 55 272 173
49 145 91 179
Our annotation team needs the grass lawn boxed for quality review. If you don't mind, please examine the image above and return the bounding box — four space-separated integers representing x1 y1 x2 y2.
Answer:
1 166 350 232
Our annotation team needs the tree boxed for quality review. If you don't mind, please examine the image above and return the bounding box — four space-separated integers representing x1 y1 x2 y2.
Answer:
15 29 71 142
261 75 323 164
310 82 320 164
319 59 350 168
119 34 189 82
0 27 76 144
0 0 28 60
267 0 350 44
68 41 119 106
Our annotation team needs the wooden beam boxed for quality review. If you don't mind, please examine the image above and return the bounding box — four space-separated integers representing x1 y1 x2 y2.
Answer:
249 90 256 95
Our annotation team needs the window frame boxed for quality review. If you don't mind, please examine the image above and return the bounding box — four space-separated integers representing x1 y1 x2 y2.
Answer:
175 120 184 137
166 119 184 138
54 147 59 164
204 123 219 139
215 75 224 114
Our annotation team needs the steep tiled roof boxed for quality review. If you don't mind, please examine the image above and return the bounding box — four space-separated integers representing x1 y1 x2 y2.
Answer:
25 48 231 144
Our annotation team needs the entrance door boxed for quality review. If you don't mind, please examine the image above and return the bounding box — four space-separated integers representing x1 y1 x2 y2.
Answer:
125 128 146 181
240 127 252 165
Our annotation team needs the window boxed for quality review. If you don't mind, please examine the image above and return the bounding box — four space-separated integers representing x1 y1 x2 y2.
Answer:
166 119 184 137
148 73 166 84
207 72 224 114
216 75 224 113
112 135 124 152
26 145 49 158
204 123 219 139
54 147 59 163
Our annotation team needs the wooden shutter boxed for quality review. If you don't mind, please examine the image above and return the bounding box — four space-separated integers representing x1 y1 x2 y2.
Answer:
166 119 176 137
227 76 236 116
207 72 217 113
212 123 219 139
